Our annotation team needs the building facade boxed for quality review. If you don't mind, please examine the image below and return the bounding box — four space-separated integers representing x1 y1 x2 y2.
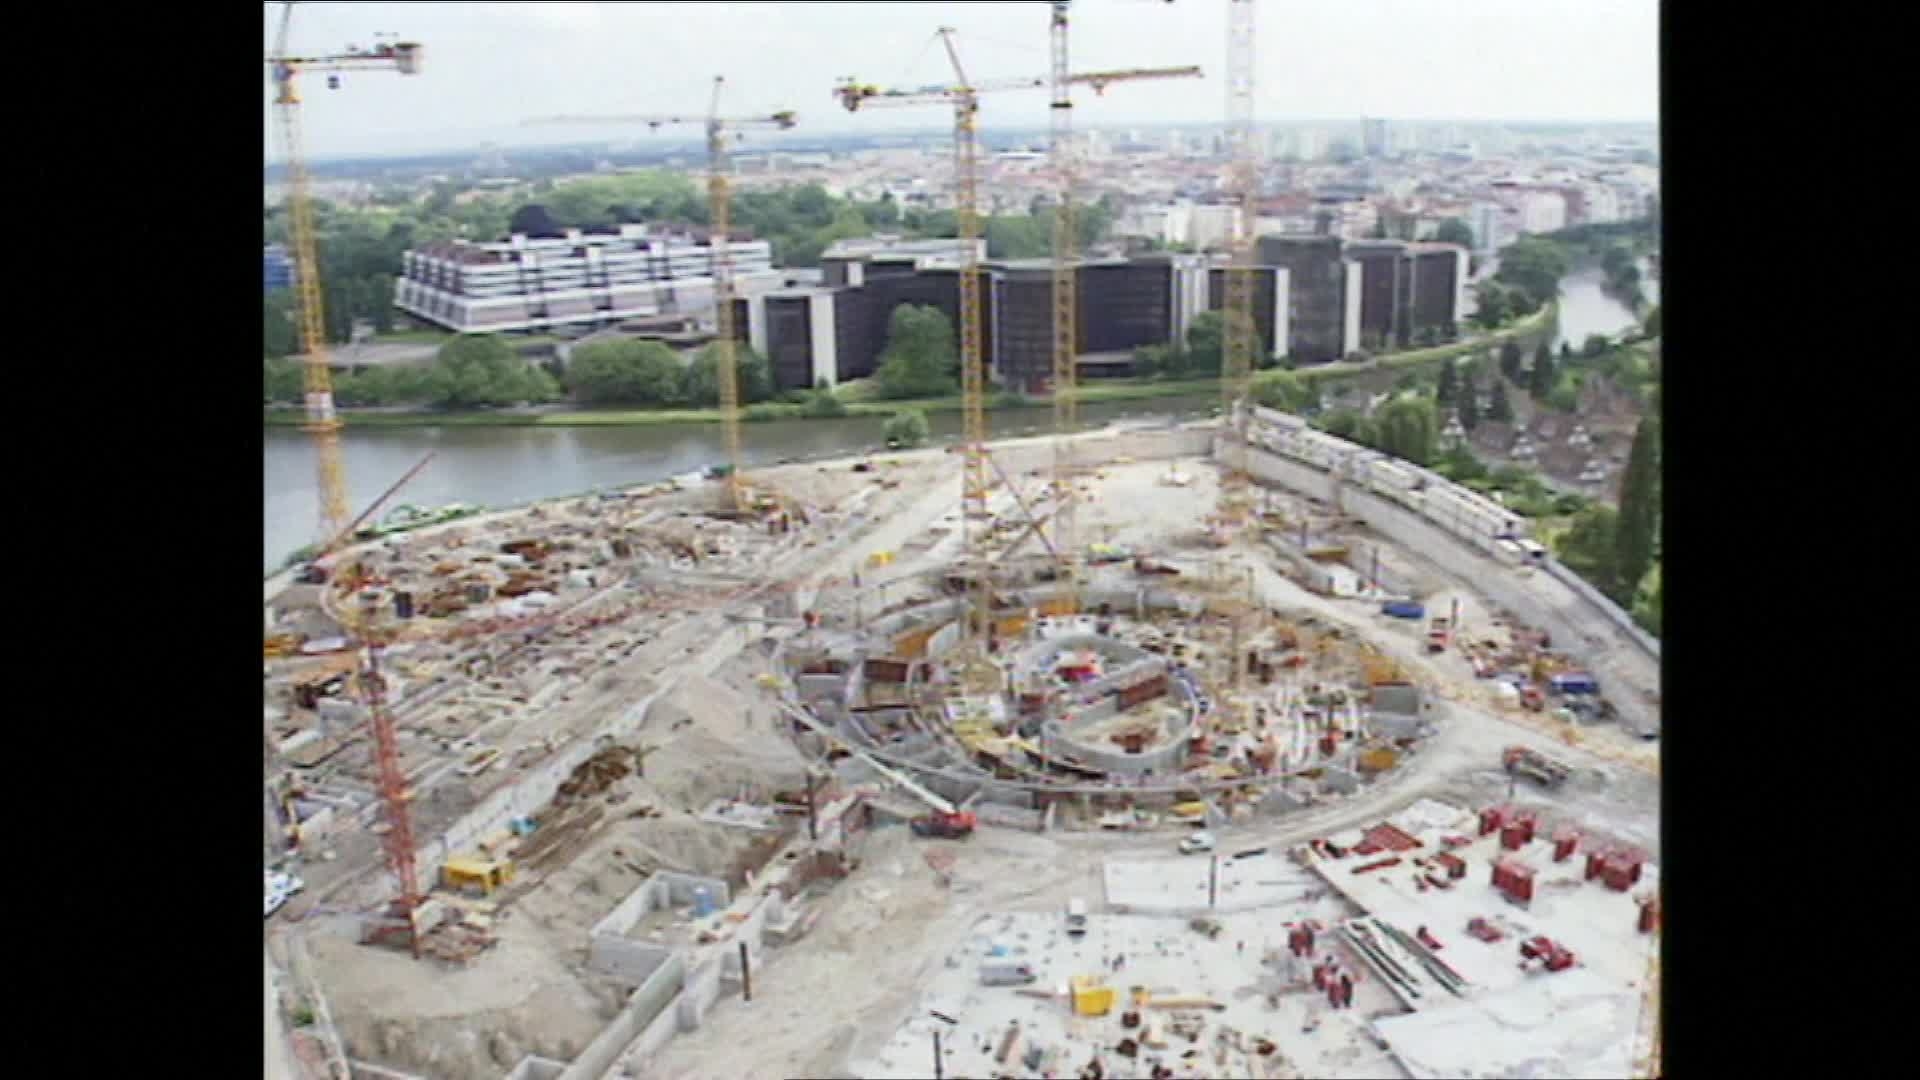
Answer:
264 244 294 294
393 225 785 334
741 243 1249 393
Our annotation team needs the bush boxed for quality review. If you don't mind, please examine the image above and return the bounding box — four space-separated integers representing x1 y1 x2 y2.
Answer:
743 403 788 422
1553 492 1591 515
798 390 848 418
991 388 1032 410
882 409 930 449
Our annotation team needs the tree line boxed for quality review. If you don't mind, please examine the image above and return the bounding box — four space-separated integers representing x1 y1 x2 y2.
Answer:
265 334 793 412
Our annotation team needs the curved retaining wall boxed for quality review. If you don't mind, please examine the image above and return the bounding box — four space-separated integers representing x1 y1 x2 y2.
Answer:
1234 439 1659 736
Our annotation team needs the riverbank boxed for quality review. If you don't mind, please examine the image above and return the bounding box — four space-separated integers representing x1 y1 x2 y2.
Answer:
264 376 1225 429
265 307 1552 430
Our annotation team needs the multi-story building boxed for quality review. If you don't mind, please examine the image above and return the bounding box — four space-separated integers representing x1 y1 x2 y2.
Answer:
1259 235 1467 361
1362 117 1391 158
1259 235 1358 365
1188 204 1241 252
1579 182 1622 225
741 244 1252 392
393 224 785 334
1518 190 1568 235
264 244 294 294
1471 202 1510 253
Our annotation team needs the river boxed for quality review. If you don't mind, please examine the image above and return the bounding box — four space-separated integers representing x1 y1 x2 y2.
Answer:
263 393 1218 572
1552 260 1658 350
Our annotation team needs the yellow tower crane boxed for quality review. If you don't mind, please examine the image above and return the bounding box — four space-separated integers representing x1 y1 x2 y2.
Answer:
837 43 1200 666
1044 3 1199 618
527 78 798 515
1216 0 1260 542
267 2 423 545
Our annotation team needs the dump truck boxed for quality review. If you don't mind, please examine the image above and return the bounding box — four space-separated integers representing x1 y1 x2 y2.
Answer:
910 810 977 839
1503 746 1571 789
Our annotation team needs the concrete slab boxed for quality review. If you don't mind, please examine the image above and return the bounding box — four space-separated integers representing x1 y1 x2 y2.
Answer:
855 910 1404 1080
1370 966 1638 1079
1103 853 1323 915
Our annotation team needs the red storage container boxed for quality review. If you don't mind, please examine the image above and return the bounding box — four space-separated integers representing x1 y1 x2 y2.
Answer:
1553 828 1581 863
1512 810 1540 844
1479 805 1511 836
1501 823 1528 850
1638 896 1660 934
1585 850 1607 881
1602 862 1636 892
1492 858 1535 904
1437 852 1467 879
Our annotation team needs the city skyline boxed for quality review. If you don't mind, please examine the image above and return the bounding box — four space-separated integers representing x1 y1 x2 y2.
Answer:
267 0 1659 159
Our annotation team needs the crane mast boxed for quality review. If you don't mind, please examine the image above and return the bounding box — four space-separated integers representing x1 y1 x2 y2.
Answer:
706 79 746 514
268 1 427 959
937 32 996 672
1049 2 1081 617
525 79 797 515
1217 0 1258 540
836 45 1198 666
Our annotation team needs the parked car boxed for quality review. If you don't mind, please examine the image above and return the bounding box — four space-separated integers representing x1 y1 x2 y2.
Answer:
1178 831 1216 855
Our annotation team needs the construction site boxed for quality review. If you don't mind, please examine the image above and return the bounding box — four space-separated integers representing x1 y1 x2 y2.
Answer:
263 4 1660 1079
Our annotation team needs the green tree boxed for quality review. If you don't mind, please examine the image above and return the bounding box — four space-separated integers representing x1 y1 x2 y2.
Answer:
799 387 848 418
1488 380 1514 423
1435 360 1459 406
1134 343 1187 378
264 358 304 403
1631 561 1662 637
1614 417 1661 602
1184 311 1226 376
265 293 300 358
875 305 960 399
368 274 396 334
1643 305 1661 338
1249 369 1314 412
681 344 776 408
1529 346 1558 400
428 334 559 408
566 340 685 406
1493 237 1570 309
1472 282 1510 329
1498 341 1523 382
1375 394 1439 465
1435 218 1475 248
1582 333 1611 359
1555 504 1620 594
882 409 930 448
1458 369 1481 431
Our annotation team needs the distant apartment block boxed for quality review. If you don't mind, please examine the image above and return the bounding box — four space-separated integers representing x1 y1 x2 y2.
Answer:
393 225 785 334
742 240 1243 393
1259 235 1468 362
264 244 294 294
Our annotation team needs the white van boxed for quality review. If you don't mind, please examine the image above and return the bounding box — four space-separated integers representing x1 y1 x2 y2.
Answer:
1065 898 1088 938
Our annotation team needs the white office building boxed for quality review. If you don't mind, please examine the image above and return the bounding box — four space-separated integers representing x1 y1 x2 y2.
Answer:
1518 190 1568 235
393 225 785 334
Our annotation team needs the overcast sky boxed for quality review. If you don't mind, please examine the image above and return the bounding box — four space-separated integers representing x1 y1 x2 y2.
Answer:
267 1 1659 160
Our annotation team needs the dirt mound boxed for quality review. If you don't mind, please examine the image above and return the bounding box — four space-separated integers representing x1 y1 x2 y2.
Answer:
642 674 809 810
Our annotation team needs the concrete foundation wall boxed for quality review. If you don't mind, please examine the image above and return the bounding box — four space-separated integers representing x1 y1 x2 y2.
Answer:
556 951 687 1080
417 623 753 897
504 1056 567 1080
1237 444 1656 735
